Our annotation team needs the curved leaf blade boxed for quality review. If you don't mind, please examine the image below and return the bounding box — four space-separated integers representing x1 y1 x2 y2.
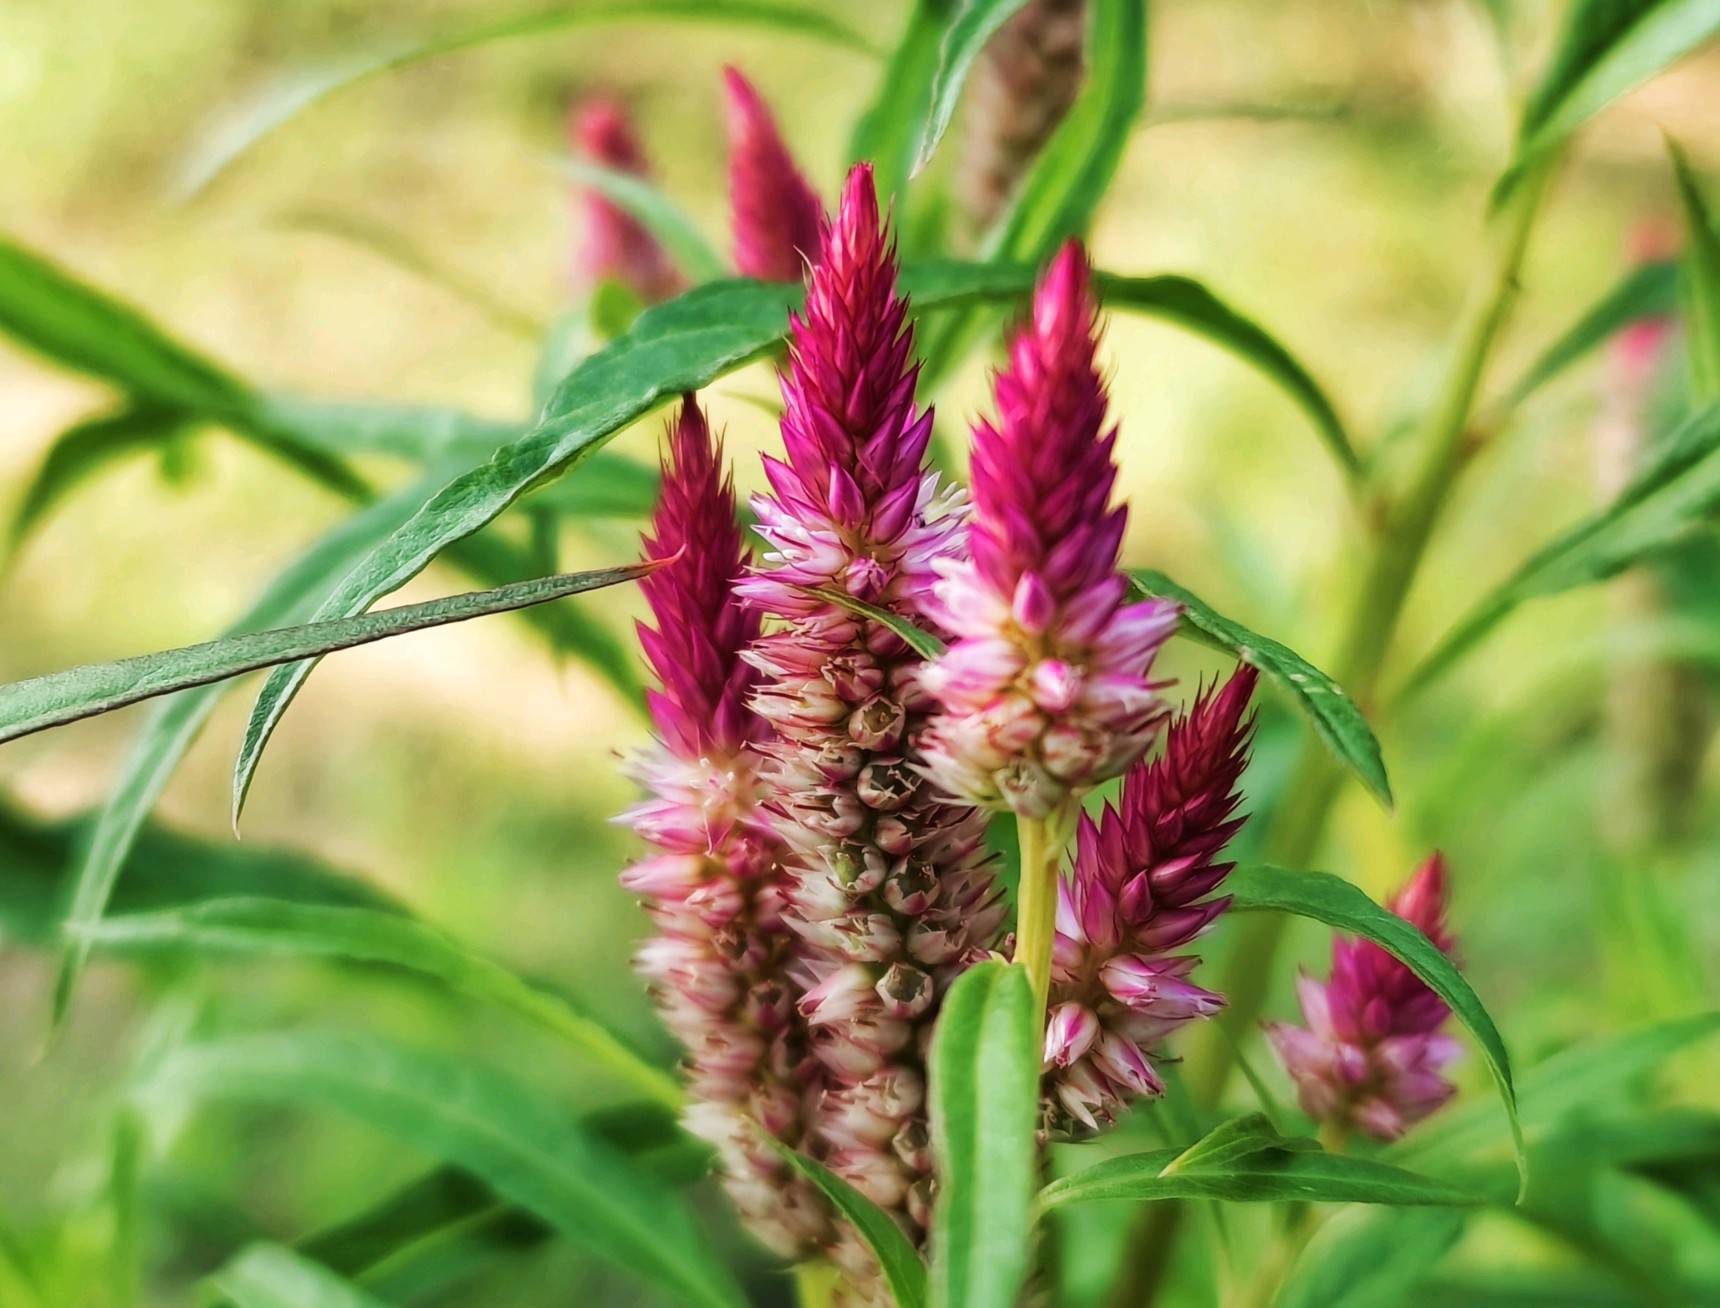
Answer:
929 961 1039 1308
778 1149 928 1308
558 160 727 284
913 0 1032 175
1127 569 1390 805
80 897 681 1108
145 1033 746 1308
1670 140 1720 401
1226 864 1526 1197
210 1243 391 1308
0 561 655 746
808 588 947 659
175 2 878 198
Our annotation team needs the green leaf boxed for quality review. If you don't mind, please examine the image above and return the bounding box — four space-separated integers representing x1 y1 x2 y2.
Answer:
174 2 879 198
1038 1143 1480 1210
7 405 198 554
1127 569 1390 806
807 587 948 659
851 0 962 207
210 1243 392 1308
145 1032 746 1308
80 897 681 1108
1227 864 1526 1197
1156 1112 1307 1175
0 560 655 746
912 0 1032 175
1496 0 1720 205
1496 258 1678 412
559 160 727 284
1274 1208 1469 1308
929 961 1039 1308
778 1149 928 1308
1408 402 1720 692
1669 139 1720 401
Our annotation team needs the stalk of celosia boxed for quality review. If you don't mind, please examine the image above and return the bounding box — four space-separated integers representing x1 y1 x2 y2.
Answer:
737 165 1005 1272
569 97 682 304
1043 667 1257 1133
956 0 1087 237
920 240 1179 1017
618 397 830 1259
723 67 824 282
1265 855 1462 1143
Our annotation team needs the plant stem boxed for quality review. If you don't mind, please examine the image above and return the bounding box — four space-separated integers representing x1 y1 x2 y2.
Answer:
1013 803 1076 1027
1111 163 1553 1308
793 1260 840 1308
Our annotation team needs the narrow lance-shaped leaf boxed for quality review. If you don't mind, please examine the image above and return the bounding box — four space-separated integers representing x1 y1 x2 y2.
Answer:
557 159 727 285
809 587 948 659
1226 864 1527 1197
1407 402 1720 693
209 1243 391 1308
1669 139 1720 401
174 1 879 197
80 898 682 1108
929 961 1039 1308
145 1033 747 1308
777 1149 928 1308
0 560 657 746
1156 1112 1306 1175
849 0 967 207
1127 569 1391 805
912 0 1033 175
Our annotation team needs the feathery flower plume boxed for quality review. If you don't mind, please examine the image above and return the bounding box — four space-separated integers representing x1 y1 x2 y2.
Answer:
619 398 830 1258
956 0 1087 236
739 165 1005 1268
1043 667 1257 1132
570 97 682 304
724 67 824 282
921 241 1179 819
1266 855 1462 1142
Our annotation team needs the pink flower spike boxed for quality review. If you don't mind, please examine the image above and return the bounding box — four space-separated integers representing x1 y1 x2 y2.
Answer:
570 97 682 303
723 67 824 282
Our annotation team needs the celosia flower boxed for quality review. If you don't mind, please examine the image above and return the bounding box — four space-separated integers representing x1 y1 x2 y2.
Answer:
739 164 1005 1265
570 97 682 303
723 67 823 282
1044 667 1257 1132
957 0 1087 235
619 397 829 1258
921 241 1179 818
1265 855 1462 1142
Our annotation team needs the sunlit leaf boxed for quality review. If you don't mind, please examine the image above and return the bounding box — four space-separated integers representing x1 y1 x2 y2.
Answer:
1127 569 1389 805
0 560 656 746
1669 140 1720 401
210 1243 391 1308
929 961 1039 1308
1156 1112 1304 1175
147 1033 746 1308
1408 402 1720 692
558 159 727 284
1227 865 1526 1197
778 1149 929 1308
81 897 681 1107
912 0 1032 175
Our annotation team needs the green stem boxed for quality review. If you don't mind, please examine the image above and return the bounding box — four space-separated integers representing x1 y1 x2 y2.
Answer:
794 1260 840 1308
1114 163 1553 1308
1014 805 1075 1025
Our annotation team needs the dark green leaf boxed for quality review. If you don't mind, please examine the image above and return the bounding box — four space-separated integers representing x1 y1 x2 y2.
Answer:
913 0 1032 174
1408 402 1720 692
81 898 680 1107
559 160 727 284
175 2 878 197
929 961 1039 1308
145 1032 747 1308
1670 139 1720 401
0 560 655 746
1227 864 1526 1196
1497 0 1720 204
778 1149 928 1308
210 1243 392 1308
807 588 948 659
1128 569 1390 805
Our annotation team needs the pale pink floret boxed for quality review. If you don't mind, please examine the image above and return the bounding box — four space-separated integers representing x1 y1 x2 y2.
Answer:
921 241 1178 817
1265 855 1463 1141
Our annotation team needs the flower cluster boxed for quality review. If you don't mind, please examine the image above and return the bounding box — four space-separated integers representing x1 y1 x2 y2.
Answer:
738 166 1006 1272
1044 667 1257 1132
723 67 823 282
569 98 682 304
617 398 830 1258
1266 855 1462 1141
922 242 1178 818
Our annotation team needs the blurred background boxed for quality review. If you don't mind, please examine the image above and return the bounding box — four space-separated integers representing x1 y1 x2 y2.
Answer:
0 0 1716 1304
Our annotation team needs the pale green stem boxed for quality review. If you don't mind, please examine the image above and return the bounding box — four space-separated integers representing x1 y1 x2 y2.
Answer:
794 1260 840 1308
1013 802 1077 1027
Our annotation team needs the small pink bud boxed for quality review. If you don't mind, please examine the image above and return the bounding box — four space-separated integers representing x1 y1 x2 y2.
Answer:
1044 1002 1101 1068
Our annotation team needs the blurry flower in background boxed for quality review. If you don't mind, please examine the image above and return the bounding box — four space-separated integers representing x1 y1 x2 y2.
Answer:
1266 855 1462 1142
1043 667 1256 1132
569 96 683 303
723 66 824 281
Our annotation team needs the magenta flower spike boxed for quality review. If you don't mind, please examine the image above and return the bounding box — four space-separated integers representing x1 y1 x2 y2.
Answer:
723 67 824 282
619 398 831 1258
921 241 1179 820
1266 855 1462 1142
1044 667 1257 1132
740 165 1004 1266
570 97 683 304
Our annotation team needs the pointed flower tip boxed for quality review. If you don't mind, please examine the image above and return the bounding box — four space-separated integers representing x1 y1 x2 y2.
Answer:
571 96 640 166
1389 852 1450 943
724 67 823 282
